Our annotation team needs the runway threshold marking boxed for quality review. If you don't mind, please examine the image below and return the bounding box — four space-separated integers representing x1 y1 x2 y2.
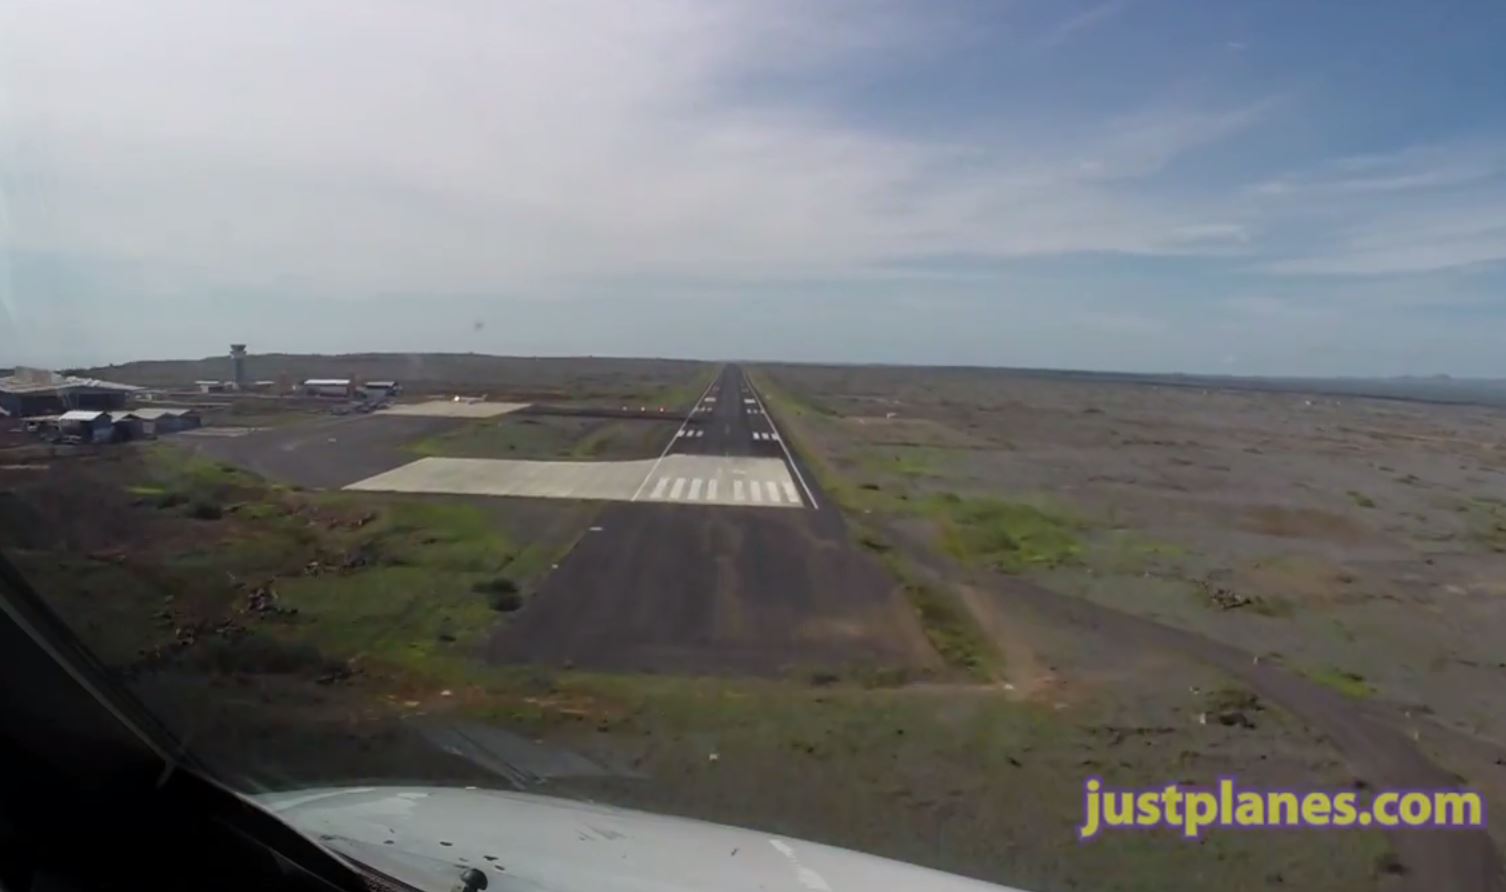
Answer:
744 374 820 511
630 370 720 502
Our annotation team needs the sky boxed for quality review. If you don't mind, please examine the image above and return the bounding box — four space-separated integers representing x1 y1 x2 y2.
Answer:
2 0 1505 375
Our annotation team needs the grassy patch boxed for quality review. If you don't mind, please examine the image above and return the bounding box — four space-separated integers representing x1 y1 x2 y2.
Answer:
1346 490 1377 509
868 541 997 678
92 446 582 684
927 494 1080 572
276 566 496 670
1302 666 1374 699
1462 497 1506 553
408 416 584 459
857 446 942 478
903 580 991 674
1086 530 1187 574
131 447 265 519
410 415 667 461
361 499 514 573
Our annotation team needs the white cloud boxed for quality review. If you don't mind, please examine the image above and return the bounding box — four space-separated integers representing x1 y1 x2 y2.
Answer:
1252 143 1505 197
1041 0 1130 47
1263 200 1506 275
1249 142 1506 275
0 0 1264 301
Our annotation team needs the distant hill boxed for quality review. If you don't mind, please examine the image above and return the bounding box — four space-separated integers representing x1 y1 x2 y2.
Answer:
753 361 1506 410
78 352 1506 409
1007 368 1506 409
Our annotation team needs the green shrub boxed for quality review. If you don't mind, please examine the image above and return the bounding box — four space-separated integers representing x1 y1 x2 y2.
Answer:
187 499 224 520
189 634 334 675
475 576 522 611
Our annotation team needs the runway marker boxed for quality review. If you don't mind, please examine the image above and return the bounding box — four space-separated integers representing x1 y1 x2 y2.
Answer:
631 367 720 501
669 477 687 500
782 481 799 504
733 480 745 502
707 478 718 501
749 481 763 503
688 478 703 501
765 481 782 503
649 477 670 500
744 374 820 511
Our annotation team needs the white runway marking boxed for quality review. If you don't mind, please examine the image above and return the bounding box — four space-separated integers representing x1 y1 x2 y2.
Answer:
707 478 718 501
668 477 686 500
744 375 820 511
749 480 764 503
649 477 670 500
766 481 783 503
688 478 703 501
734 480 745 502
782 481 800 504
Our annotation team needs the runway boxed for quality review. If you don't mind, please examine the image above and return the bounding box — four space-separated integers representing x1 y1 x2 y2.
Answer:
488 365 936 675
346 363 813 509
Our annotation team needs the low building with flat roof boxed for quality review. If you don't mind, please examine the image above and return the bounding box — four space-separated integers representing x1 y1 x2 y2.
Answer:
303 378 353 398
0 369 141 417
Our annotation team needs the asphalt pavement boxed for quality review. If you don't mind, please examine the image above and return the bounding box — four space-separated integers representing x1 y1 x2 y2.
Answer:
488 365 936 675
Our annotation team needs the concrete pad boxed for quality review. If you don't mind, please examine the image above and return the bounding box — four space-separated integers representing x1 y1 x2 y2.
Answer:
377 400 529 419
345 454 804 509
347 457 652 500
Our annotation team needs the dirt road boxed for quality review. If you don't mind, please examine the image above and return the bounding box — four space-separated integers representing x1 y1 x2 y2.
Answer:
963 570 1505 892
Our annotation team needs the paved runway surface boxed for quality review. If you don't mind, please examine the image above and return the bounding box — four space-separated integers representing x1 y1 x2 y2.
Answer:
490 365 936 675
347 453 800 507
347 369 807 508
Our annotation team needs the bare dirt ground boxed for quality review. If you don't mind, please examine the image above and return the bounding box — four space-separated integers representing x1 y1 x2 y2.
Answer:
758 363 1506 892
12 354 1502 891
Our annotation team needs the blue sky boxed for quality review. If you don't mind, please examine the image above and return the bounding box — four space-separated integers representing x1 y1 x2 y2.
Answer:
3 0 1505 375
